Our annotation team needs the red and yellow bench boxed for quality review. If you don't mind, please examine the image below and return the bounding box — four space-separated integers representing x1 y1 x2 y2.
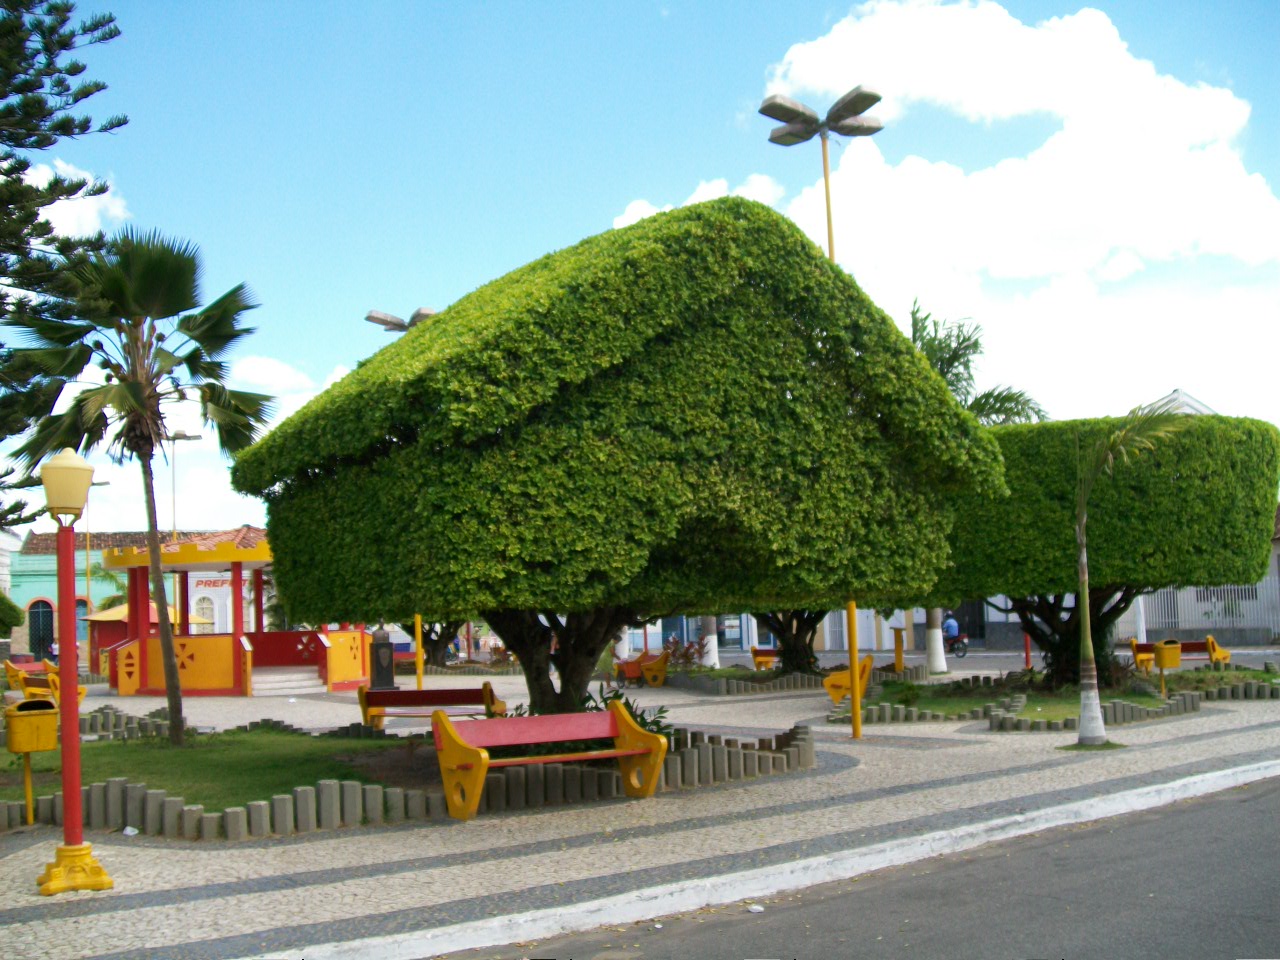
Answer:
433 701 668 820
357 683 506 731
750 646 779 671
613 649 669 687
822 655 874 705
4 660 85 707
1129 636 1230 674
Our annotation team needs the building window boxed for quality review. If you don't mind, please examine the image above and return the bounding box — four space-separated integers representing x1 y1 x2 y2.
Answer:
194 596 216 634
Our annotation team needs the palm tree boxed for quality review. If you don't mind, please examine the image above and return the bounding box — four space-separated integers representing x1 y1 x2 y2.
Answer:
8 228 273 745
910 301 1044 673
1073 398 1185 745
89 561 126 610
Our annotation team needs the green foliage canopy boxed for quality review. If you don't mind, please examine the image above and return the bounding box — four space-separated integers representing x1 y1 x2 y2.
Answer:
234 199 1004 622
928 415 1280 605
0 590 22 637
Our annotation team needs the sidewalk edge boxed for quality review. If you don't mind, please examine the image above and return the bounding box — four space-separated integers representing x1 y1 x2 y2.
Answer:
248 759 1280 960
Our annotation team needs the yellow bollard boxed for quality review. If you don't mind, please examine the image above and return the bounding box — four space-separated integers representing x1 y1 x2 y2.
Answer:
414 614 424 691
846 601 861 740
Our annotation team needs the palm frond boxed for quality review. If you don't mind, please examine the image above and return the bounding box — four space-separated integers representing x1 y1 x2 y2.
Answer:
2 315 97 348
909 299 981 402
967 386 1047 426
199 383 275 453
80 228 201 322
154 347 185 377
176 283 259 359
178 347 227 382
1078 397 1188 508
13 393 108 468
13 344 93 378
75 381 149 422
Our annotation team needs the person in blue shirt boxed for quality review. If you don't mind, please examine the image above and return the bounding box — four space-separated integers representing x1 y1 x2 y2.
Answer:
942 612 960 640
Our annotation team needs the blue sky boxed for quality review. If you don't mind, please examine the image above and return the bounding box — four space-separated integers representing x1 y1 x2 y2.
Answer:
17 0 1280 534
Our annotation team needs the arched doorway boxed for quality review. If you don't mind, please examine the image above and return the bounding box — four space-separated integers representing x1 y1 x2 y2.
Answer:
28 600 54 660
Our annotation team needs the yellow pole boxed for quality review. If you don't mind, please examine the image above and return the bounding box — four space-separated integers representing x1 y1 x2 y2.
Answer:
820 131 835 260
893 626 904 673
846 600 861 739
23 753 34 825
414 614 423 691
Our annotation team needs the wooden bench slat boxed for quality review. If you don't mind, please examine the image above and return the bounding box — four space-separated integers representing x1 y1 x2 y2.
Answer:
363 689 487 708
447 713 619 750
483 747 649 768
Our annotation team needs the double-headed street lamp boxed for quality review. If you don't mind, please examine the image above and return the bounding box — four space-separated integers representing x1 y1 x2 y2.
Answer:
760 85 883 741
759 86 883 260
38 448 112 896
365 307 436 333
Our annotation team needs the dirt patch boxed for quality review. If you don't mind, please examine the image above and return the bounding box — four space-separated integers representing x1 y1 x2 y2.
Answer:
337 741 444 791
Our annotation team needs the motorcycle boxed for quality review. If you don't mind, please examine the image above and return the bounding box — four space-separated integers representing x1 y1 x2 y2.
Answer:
944 633 968 658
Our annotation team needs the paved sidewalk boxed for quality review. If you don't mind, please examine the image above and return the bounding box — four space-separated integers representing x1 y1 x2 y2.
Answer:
1 682 1278 960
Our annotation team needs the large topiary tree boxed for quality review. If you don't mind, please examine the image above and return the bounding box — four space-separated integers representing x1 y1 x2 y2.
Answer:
234 198 1004 712
0 591 22 638
925 414 1280 686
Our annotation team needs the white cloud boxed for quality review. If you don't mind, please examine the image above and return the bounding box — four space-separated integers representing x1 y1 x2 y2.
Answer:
24 159 129 237
614 174 787 228
732 173 786 206
230 356 315 393
613 199 671 229
758 0 1280 428
685 179 729 205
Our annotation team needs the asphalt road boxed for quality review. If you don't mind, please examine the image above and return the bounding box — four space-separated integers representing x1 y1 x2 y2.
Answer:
435 776 1280 960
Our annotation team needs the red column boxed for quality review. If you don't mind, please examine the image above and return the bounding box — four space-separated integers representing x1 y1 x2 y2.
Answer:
125 568 140 641
56 522 83 846
231 563 244 640
178 572 190 637
253 569 264 634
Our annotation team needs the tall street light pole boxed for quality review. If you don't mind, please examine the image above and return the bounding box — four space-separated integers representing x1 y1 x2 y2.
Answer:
38 448 112 895
364 306 436 685
760 85 884 739
759 86 883 261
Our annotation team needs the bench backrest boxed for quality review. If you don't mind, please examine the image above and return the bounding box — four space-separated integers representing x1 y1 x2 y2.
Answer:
435 711 620 751
363 687 488 708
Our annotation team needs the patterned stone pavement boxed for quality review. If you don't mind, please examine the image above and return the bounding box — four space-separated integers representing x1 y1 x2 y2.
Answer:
1 678 1277 960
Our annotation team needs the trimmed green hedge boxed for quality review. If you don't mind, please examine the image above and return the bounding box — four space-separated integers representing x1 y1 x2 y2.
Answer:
926 415 1280 604
234 198 1003 621
0 591 22 638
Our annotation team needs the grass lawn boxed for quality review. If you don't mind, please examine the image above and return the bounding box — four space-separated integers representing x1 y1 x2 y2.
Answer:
0 729 421 813
1165 666 1278 692
872 680 1166 721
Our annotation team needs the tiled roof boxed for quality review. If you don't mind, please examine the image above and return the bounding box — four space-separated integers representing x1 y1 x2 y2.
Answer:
168 525 267 551
21 531 211 555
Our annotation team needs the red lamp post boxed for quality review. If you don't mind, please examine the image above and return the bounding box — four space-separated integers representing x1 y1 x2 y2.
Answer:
37 448 112 896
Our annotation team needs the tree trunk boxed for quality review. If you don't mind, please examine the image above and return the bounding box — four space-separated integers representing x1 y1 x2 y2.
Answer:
1076 514 1107 744
699 615 720 667
399 619 463 667
753 611 824 674
925 607 948 674
1009 585 1136 687
486 607 635 713
139 455 184 746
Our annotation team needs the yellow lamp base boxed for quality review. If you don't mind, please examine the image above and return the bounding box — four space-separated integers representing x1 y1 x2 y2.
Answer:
37 843 113 896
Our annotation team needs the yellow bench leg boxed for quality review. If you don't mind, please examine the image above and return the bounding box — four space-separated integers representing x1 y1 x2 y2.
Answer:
610 701 667 798
433 711 489 820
